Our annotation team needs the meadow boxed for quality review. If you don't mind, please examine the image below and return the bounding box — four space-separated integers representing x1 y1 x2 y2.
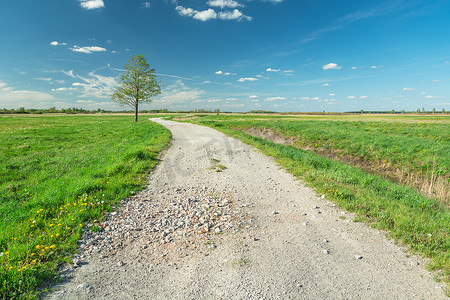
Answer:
0 115 171 299
183 113 450 284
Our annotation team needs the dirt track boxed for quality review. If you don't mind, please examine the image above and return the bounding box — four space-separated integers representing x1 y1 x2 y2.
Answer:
46 119 446 299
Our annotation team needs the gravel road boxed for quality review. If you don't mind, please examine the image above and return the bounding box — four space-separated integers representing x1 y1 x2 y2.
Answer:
46 119 446 299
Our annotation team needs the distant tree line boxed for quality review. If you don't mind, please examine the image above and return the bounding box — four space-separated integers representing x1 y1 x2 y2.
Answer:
1 107 447 115
355 108 447 114
0 107 226 115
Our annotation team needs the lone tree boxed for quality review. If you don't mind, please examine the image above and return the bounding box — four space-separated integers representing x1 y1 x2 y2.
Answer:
112 55 161 122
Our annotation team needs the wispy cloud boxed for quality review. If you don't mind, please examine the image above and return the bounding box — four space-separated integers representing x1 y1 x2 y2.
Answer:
265 96 285 101
156 80 205 106
300 0 411 44
63 70 76 78
219 9 252 21
238 77 258 82
143 2 150 8
266 68 280 72
0 81 54 107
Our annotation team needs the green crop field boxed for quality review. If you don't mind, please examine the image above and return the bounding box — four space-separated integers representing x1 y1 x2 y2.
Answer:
0 115 171 299
182 113 450 285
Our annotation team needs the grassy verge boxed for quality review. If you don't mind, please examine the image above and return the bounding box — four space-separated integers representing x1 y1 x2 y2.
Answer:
186 117 449 285
192 116 449 204
0 115 171 299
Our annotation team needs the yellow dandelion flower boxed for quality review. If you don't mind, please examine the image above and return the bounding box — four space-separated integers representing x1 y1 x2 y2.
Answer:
50 245 56 249
56 233 60 237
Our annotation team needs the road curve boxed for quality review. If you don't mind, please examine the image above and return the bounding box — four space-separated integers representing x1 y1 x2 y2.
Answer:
46 119 446 299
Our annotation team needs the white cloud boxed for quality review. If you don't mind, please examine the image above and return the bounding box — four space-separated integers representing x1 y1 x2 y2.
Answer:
176 5 250 21
351 66 358 70
71 46 107 54
360 95 368 99
283 70 294 73
370 65 378 69
238 77 258 82
347 96 356 99
266 68 280 72
322 63 341 70
322 83 329 86
265 96 285 101
176 6 196 17
215 70 234 75
34 77 52 82
219 9 251 21
143 2 150 8
403 87 416 91
76 100 94 103
207 0 242 8
203 81 212 84
249 95 258 98
425 95 438 99
208 99 222 102
79 0 104 10
329 93 336 96
256 75 263 78
300 97 310 100
175 6 217 21
195 9 217 21
50 41 67 46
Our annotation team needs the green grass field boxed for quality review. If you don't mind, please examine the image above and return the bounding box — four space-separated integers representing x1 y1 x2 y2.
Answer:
190 114 449 203
183 114 450 285
0 115 171 299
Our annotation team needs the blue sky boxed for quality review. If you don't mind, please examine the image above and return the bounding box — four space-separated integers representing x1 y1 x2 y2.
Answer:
0 0 449 112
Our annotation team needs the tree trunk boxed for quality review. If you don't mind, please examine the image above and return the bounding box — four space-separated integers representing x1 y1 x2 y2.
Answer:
134 101 138 122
